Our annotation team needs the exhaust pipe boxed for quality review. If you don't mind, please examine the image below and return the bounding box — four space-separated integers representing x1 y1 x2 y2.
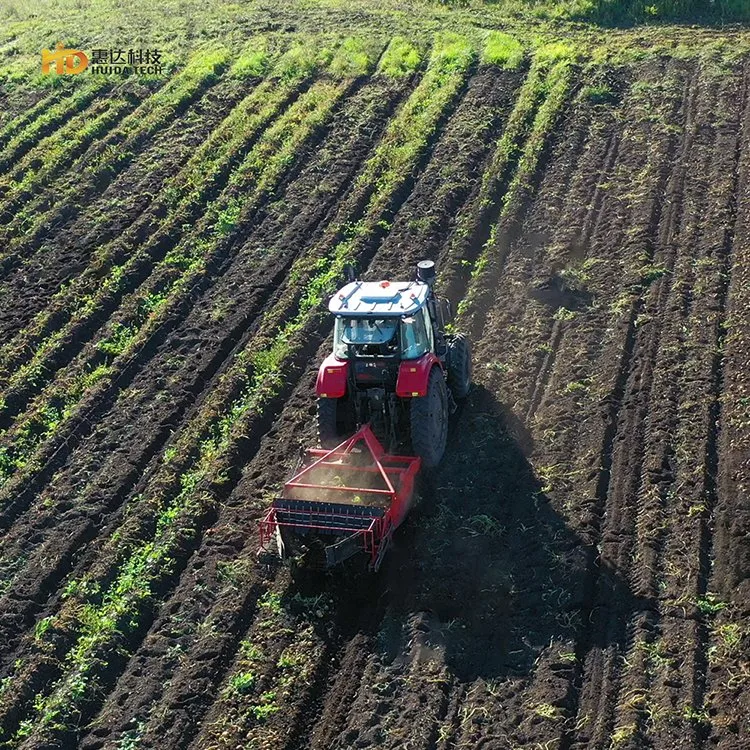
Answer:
416 259 435 287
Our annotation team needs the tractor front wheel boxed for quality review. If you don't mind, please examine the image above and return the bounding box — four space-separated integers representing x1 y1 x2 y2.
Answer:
447 333 472 399
410 367 448 468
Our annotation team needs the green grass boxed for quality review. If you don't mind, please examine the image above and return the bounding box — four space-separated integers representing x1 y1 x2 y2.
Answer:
426 0 749 25
0 45 319 408
377 36 422 76
481 31 524 68
0 95 134 213
0 79 110 173
230 37 273 79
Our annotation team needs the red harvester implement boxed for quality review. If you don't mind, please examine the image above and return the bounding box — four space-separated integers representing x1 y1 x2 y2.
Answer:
259 425 421 571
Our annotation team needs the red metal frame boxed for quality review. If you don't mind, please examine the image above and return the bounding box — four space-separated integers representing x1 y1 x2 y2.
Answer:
258 425 421 570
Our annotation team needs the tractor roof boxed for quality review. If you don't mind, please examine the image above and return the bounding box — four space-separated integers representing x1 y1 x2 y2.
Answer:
329 280 429 317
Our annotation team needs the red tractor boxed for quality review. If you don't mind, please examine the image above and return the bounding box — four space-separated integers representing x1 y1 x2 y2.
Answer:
315 260 471 468
259 261 471 571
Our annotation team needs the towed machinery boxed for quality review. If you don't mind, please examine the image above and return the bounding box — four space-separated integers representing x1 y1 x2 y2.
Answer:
259 261 471 571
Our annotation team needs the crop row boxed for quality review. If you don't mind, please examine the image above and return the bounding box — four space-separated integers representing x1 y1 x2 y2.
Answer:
14 64 420 749
0 37 376 406
0 45 230 268
0 94 137 223
453 44 576 327
0 33 475 744
0 61 362 506
0 60 302 395
0 80 111 175
195 590 334 749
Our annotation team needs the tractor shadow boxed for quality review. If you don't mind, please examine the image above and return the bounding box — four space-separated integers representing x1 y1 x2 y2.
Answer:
374 384 654 682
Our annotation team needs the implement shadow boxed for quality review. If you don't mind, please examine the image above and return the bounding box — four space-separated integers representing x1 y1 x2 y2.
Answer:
378 384 653 683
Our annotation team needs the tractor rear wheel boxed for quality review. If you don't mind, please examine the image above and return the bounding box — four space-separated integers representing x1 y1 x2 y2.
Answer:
410 367 448 468
447 333 471 399
317 396 353 449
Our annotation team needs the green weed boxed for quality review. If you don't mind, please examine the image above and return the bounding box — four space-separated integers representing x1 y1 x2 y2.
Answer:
231 38 272 79
377 36 422 77
228 671 256 695
697 593 727 616
481 31 524 69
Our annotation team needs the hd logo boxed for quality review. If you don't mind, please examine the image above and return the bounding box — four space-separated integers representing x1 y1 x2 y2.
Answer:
41 43 89 75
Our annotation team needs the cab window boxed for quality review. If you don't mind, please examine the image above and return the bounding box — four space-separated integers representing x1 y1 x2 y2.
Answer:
333 317 399 359
400 309 431 359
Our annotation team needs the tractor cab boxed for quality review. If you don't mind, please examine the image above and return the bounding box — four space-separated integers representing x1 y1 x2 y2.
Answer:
330 284 436 362
316 261 470 468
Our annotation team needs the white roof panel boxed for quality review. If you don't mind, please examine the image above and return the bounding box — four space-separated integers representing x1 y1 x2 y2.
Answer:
329 280 430 316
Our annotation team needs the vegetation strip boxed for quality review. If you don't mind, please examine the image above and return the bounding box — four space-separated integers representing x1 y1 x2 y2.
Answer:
0 75 356 497
455 44 577 329
0 46 230 263
0 85 290 391
0 38 366 408
0 80 111 175
0 95 136 222
0 33 475 743
436 42 552 301
0 91 63 150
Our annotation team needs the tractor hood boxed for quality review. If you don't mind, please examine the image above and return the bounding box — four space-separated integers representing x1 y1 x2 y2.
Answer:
329 280 430 316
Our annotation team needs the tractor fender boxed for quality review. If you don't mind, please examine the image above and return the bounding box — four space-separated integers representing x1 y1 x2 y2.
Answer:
316 354 349 398
396 353 442 397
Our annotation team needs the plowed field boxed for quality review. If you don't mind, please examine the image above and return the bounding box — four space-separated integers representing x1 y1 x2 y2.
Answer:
0 10 749 750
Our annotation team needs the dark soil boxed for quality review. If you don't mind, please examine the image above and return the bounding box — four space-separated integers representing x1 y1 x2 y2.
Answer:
0 55 748 750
